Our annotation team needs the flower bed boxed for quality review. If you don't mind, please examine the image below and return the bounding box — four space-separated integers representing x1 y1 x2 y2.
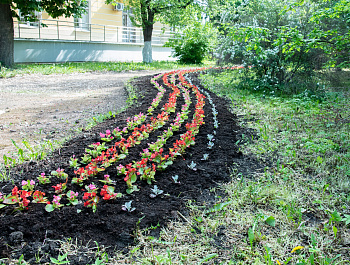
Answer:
0 68 244 262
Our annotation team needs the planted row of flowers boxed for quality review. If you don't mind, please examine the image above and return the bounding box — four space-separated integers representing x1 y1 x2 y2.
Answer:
0 67 239 213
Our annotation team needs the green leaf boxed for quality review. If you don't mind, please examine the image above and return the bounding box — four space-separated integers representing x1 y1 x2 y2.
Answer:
248 227 255 246
3 195 17 204
194 216 203 223
198 253 218 264
331 210 342 222
204 201 230 214
333 226 338 238
0 204 6 209
130 174 137 183
265 216 276 227
45 204 55 212
342 214 350 226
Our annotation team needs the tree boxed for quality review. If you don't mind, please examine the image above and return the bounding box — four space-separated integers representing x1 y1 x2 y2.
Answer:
106 0 193 63
0 0 87 68
210 0 349 94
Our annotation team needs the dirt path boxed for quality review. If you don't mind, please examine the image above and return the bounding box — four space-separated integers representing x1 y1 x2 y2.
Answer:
0 70 163 161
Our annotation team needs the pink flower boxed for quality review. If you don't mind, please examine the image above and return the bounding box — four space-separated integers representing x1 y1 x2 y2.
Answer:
0 192 3 199
104 174 110 180
69 192 78 199
21 180 27 186
53 195 61 205
30 180 35 186
88 184 97 191
41 172 45 177
106 130 111 135
100 133 105 138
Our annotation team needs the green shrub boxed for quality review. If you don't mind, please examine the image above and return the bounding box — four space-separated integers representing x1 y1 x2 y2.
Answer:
166 23 217 64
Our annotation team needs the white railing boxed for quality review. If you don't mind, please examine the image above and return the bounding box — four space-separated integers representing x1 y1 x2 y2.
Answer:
14 18 173 45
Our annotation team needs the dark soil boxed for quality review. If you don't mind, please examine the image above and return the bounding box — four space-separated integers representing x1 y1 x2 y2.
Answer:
0 72 255 264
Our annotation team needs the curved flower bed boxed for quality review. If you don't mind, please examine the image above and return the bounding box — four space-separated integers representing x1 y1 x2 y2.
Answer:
0 67 245 214
0 67 246 261
0 68 202 212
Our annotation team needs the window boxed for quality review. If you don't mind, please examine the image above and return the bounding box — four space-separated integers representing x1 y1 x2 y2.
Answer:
74 1 90 31
18 10 42 27
122 9 136 43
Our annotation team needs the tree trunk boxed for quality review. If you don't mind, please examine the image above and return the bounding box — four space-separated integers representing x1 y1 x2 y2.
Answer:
142 23 153 63
141 4 154 63
0 4 14 68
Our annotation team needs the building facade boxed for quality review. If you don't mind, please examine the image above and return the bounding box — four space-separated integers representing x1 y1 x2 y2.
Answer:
13 1 174 63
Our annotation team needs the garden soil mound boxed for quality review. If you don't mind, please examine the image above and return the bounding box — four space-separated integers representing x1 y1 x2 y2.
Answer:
0 72 254 264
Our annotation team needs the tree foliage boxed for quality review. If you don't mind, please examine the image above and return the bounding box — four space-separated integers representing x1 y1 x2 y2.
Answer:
212 0 349 93
0 0 87 67
3 0 88 21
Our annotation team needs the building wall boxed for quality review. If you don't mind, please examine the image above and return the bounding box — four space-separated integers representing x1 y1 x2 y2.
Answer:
14 39 175 63
13 0 169 44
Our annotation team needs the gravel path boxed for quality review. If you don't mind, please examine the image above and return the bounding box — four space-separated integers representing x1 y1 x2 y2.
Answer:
0 70 162 161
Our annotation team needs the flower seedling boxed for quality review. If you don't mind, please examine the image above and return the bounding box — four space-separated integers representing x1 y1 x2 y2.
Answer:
99 174 115 185
2 186 32 211
150 185 164 198
81 153 92 164
45 195 64 212
207 134 214 141
21 179 35 191
100 130 114 142
83 194 99 214
32 190 48 203
118 164 139 194
83 183 99 212
214 120 219 129
171 175 180 184
122 200 135 212
51 168 68 180
100 185 122 200
85 142 107 158
208 141 215 149
187 161 197 171
66 190 79 206
112 127 123 140
37 172 51 184
52 183 67 194
201 154 209 160
69 156 80 168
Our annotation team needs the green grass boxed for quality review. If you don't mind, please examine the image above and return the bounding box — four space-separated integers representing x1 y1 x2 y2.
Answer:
0 61 213 78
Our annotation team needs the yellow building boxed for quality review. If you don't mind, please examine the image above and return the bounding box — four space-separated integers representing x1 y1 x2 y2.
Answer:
13 0 174 63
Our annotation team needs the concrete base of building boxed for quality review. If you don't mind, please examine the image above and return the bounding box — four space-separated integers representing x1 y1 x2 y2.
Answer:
14 39 175 63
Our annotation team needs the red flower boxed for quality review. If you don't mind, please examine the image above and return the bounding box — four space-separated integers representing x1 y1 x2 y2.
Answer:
12 186 19 196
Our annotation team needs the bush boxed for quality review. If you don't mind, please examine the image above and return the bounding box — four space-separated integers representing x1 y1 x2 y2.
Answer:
166 23 217 64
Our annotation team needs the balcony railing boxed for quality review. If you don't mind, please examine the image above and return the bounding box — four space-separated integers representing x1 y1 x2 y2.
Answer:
14 18 173 45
